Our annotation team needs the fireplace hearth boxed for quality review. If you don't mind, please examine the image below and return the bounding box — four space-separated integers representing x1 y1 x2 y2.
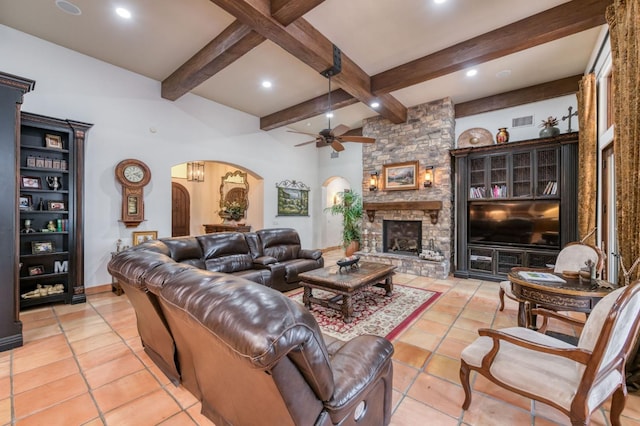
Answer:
383 220 422 256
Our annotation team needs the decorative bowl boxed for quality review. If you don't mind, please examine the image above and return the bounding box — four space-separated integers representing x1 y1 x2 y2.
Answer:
337 255 360 271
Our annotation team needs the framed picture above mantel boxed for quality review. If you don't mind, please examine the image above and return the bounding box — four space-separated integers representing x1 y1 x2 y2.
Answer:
382 161 419 191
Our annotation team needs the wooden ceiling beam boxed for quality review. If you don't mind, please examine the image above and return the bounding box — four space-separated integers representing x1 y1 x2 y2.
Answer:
161 20 265 101
270 0 325 26
260 89 358 131
455 74 583 118
371 0 611 94
209 0 407 125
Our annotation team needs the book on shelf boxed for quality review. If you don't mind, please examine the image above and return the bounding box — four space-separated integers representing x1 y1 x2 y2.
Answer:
542 181 557 195
518 271 566 283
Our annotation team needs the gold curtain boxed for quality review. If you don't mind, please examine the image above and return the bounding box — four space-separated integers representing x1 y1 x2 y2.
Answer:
607 0 640 284
577 74 597 245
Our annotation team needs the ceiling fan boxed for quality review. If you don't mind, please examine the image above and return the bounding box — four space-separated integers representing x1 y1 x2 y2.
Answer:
288 47 375 152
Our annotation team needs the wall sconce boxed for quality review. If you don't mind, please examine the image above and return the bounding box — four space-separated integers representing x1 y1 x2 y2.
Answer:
424 166 434 188
187 161 205 182
369 172 379 191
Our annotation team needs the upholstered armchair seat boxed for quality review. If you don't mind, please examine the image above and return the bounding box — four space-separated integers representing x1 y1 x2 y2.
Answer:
462 284 640 426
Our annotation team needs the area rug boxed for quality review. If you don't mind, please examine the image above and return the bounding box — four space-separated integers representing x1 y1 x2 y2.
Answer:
289 285 440 341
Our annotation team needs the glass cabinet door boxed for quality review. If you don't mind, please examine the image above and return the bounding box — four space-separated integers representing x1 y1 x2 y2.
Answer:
511 151 532 197
536 148 559 196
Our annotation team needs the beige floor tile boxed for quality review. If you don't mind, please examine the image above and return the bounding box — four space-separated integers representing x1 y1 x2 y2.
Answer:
12 357 78 394
69 330 122 355
406 372 466 418
13 373 87 419
0 397 10 425
103 389 182 425
76 341 133 371
392 341 431 368
158 411 199 425
12 334 73 375
14 393 98 426
391 360 419 393
390 397 459 426
92 369 161 413
83 352 145 389
461 392 532 426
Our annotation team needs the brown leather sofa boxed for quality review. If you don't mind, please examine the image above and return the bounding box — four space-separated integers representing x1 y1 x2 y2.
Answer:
108 235 394 425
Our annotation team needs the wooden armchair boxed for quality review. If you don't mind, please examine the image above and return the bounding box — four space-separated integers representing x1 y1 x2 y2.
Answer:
498 241 605 316
461 283 640 426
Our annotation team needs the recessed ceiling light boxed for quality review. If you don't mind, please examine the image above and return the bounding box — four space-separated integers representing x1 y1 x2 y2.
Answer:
370 101 380 109
434 0 447 4
261 80 272 89
466 69 478 77
116 7 132 19
55 0 82 15
496 69 512 78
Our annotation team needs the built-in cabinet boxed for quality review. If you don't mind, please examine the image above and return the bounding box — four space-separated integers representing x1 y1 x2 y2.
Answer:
452 133 578 281
18 113 92 309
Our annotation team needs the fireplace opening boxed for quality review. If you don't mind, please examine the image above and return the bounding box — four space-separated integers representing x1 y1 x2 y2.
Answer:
383 220 422 256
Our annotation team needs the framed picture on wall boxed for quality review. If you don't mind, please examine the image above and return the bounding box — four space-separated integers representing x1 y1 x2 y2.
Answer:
132 230 158 245
382 161 419 191
276 180 310 216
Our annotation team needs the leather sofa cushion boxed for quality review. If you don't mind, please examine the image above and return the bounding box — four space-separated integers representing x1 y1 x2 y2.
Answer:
282 259 325 283
232 269 271 287
159 275 336 401
198 233 254 273
256 228 302 261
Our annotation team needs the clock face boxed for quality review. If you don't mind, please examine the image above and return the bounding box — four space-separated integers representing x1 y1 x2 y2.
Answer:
124 165 145 183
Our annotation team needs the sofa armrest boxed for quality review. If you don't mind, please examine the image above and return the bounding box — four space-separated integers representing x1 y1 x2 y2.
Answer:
299 249 323 260
324 335 394 422
253 256 278 266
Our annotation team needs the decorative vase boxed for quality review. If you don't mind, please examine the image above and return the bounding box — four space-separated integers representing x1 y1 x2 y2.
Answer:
496 127 509 143
539 125 560 138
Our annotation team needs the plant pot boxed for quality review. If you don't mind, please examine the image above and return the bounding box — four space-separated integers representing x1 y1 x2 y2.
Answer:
345 241 360 257
539 125 560 138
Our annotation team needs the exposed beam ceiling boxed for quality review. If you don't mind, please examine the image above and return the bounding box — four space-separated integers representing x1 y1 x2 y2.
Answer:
207 0 408 125
371 0 610 94
258 0 609 130
454 74 583 118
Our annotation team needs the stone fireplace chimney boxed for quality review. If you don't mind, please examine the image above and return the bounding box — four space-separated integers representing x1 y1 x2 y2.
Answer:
358 98 454 279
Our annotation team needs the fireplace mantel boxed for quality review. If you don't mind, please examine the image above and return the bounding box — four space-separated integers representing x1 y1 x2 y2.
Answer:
362 201 443 224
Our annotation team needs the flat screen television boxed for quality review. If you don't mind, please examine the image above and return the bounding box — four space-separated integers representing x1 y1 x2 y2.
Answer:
468 201 560 248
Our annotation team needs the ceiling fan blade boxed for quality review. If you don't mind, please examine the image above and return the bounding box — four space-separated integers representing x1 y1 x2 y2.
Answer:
337 136 376 144
331 140 345 152
331 124 350 137
294 139 319 147
287 130 320 137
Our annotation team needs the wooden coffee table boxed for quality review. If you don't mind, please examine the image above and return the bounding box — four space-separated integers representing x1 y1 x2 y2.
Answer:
298 262 396 323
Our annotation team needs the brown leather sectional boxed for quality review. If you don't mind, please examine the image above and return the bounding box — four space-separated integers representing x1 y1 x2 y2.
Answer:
107 228 394 425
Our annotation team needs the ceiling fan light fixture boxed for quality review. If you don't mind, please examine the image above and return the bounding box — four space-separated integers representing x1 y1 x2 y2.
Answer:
261 80 272 88
116 7 132 19
370 101 380 109
466 69 478 77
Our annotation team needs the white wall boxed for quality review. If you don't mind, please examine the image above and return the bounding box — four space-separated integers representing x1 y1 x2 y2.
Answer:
455 94 579 144
0 25 326 288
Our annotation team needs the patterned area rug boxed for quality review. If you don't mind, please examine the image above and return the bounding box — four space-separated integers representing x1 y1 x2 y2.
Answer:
289 285 440 341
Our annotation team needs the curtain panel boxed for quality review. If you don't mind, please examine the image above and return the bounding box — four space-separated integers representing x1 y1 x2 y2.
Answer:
577 74 597 246
606 0 640 284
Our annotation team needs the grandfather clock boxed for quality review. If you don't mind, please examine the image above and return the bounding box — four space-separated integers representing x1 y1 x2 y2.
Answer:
115 159 151 227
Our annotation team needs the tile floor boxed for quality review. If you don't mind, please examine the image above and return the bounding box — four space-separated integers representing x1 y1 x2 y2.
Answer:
1 249 639 425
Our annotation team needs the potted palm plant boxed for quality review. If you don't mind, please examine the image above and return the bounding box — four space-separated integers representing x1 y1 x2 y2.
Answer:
324 190 363 256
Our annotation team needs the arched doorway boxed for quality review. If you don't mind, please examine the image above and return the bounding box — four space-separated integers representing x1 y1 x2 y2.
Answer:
171 182 190 236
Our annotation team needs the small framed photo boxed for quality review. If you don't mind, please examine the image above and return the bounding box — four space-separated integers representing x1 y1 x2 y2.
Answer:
382 161 419 191
47 201 66 211
44 157 53 169
19 194 33 210
31 241 55 254
52 159 61 169
28 265 45 276
132 231 158 246
45 134 63 149
21 176 42 189
26 155 36 167
35 157 45 168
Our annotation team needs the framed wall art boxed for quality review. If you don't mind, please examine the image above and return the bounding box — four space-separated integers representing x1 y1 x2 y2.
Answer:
382 161 419 191
45 134 63 149
21 176 42 189
47 201 66 211
132 230 158 245
28 265 45 276
31 241 54 254
276 180 310 216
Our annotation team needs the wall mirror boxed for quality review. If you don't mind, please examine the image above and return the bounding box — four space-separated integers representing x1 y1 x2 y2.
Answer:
219 170 248 220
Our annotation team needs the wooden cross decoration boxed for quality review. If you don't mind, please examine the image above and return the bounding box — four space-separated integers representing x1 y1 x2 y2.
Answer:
562 106 578 133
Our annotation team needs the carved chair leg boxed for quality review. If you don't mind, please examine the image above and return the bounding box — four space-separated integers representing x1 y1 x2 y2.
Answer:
610 386 627 426
498 287 505 311
460 361 472 410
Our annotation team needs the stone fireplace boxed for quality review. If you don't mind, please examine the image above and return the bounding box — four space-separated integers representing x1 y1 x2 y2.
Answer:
357 98 454 279
383 220 422 255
